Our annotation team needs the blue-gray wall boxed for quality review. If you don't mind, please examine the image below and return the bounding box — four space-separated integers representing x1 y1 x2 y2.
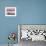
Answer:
0 0 46 44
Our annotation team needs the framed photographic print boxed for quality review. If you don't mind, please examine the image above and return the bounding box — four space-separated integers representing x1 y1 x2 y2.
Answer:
5 7 16 16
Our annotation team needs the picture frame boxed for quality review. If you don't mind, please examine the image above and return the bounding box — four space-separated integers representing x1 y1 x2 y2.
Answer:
5 7 16 16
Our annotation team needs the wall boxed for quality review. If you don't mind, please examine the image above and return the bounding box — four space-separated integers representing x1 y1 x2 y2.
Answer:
0 0 46 44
